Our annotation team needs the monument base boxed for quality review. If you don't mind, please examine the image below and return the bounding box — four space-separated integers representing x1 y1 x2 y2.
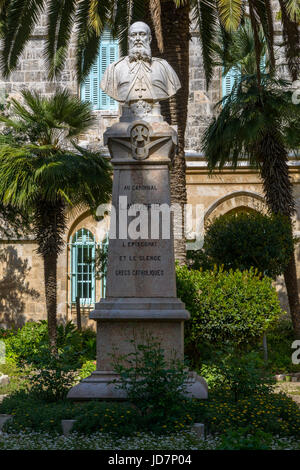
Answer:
67 370 208 401
67 297 208 400
92 297 190 368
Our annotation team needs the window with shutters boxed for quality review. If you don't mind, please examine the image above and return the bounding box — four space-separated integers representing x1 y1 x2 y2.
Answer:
69 229 108 306
80 29 119 111
222 57 266 98
70 229 96 305
222 67 241 98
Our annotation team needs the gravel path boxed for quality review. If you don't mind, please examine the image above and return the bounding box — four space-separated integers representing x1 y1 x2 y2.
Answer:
275 383 300 406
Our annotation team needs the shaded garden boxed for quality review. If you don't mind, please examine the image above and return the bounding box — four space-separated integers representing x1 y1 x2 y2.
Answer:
0 0 300 452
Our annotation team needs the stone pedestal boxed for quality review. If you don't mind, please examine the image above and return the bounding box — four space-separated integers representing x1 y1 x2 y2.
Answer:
67 119 208 400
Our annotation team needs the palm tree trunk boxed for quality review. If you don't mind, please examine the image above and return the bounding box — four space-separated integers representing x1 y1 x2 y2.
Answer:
283 256 300 339
260 132 300 339
43 252 58 351
145 0 190 265
34 198 67 352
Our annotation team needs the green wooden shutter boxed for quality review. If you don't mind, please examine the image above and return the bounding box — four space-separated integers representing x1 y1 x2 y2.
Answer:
71 229 96 305
99 33 119 110
222 67 240 98
81 29 119 111
81 60 100 110
260 55 266 73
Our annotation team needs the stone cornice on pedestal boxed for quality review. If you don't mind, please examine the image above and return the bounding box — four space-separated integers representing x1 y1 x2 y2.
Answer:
90 297 190 321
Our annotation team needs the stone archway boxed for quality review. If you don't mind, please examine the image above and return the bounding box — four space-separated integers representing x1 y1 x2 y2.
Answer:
202 190 291 312
204 190 267 225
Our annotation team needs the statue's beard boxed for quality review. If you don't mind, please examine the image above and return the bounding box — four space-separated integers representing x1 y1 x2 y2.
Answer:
128 44 152 62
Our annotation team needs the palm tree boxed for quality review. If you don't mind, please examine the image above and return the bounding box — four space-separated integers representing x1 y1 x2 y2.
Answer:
202 74 300 338
0 90 112 350
0 1 298 84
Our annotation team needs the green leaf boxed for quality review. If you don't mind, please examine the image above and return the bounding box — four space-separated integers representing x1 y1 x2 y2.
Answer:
217 0 242 31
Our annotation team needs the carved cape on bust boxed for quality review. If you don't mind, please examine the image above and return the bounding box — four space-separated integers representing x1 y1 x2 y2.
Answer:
100 56 181 104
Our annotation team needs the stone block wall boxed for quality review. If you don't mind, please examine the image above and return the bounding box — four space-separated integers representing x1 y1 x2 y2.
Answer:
185 31 221 152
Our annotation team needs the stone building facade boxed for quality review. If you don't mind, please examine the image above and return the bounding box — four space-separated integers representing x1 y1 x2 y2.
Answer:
0 6 299 328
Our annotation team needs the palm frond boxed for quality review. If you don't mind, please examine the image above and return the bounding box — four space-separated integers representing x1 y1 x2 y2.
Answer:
45 0 77 79
0 0 45 77
0 0 9 37
0 0 8 13
251 0 275 72
2 89 95 145
173 0 189 6
75 0 109 82
286 0 300 21
108 0 128 54
217 0 242 31
216 17 268 77
248 0 262 86
88 0 105 35
278 0 300 81
202 74 299 172
193 0 219 88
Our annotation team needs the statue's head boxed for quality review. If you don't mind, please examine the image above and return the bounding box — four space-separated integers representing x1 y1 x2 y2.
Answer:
128 22 152 62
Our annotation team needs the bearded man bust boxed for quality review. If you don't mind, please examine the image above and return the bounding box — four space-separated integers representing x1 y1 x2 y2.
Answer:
100 21 181 110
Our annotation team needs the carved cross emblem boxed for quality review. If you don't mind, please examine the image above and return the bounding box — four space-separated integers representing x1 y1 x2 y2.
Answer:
130 124 150 159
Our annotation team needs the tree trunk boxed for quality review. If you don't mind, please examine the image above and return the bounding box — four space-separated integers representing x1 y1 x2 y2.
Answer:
145 0 190 264
260 132 300 339
283 256 300 339
34 198 67 352
43 252 58 352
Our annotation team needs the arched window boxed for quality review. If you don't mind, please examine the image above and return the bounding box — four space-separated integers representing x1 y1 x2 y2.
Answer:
222 57 266 98
69 229 109 306
70 228 96 305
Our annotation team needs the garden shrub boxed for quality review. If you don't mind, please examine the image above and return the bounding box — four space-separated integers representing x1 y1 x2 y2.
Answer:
28 356 77 403
4 321 49 365
78 360 96 379
176 266 282 358
188 212 294 278
209 351 274 401
3 388 299 439
2 321 96 368
265 319 300 374
216 427 274 450
0 321 98 401
111 335 191 433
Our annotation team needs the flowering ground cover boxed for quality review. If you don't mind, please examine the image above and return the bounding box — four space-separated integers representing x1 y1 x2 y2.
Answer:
192 392 300 437
1 322 300 450
0 431 299 450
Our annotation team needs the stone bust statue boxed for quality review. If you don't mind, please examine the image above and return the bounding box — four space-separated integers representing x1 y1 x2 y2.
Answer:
100 21 181 121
